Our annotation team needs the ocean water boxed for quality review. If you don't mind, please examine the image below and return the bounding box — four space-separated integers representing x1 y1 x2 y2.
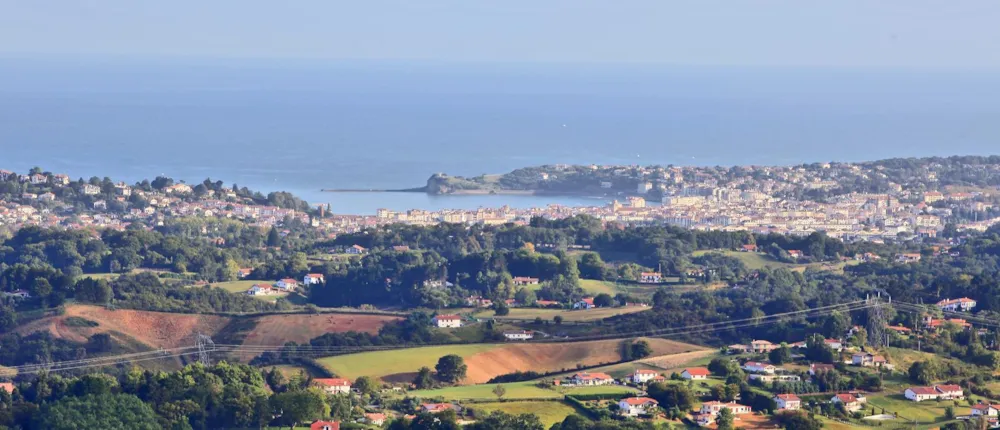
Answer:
2 58 1000 214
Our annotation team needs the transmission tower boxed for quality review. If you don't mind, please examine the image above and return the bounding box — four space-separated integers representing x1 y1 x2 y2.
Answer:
196 333 216 366
866 290 891 349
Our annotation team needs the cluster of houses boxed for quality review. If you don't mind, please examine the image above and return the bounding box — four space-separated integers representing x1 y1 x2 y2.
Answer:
245 273 325 296
727 338 844 354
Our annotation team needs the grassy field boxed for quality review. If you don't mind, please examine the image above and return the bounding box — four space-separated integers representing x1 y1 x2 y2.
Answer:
865 393 959 424
473 306 650 322
407 381 562 401
472 401 580 428
557 385 638 396
209 280 264 293
578 279 618 295
266 364 321 380
317 344 498 380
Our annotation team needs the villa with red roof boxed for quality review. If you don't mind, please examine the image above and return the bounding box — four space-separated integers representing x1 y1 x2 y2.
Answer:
774 394 801 410
313 378 351 395
618 397 659 416
572 372 614 386
432 314 463 328
681 367 710 380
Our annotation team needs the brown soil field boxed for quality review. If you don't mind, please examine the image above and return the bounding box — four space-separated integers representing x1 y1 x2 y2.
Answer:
460 338 704 384
242 313 402 346
638 349 717 370
16 305 231 349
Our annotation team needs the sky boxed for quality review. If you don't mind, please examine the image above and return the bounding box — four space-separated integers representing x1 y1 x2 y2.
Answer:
1 1 999 68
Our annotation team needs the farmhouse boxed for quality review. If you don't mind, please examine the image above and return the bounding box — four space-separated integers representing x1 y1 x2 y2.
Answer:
852 352 889 368
364 413 386 425
681 367 710 380
831 393 865 412
432 315 463 328
618 397 658 416
935 384 965 400
750 339 778 353
937 297 977 312
346 245 367 255
573 297 595 310
237 268 254 278
503 330 534 341
246 284 274 296
638 272 662 284
275 278 298 292
774 394 801 411
303 273 325 285
631 369 661 384
571 372 613 386
972 403 1000 417
905 386 939 402
695 401 752 426
313 378 351 395
512 276 540 286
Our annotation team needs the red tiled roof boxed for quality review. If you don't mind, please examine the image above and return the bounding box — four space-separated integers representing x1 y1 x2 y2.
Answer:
621 397 658 406
313 378 351 387
574 372 613 380
0 383 13 394
684 367 711 376
907 387 938 395
310 421 340 430
936 384 962 393
435 314 462 321
775 394 800 401
835 393 858 403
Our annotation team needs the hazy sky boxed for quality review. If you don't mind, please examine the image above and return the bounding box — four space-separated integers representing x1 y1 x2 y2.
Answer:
2 1 998 68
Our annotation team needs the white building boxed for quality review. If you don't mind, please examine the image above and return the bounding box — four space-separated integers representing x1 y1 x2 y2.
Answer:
503 330 534 341
618 397 658 416
937 297 977 312
246 284 274 296
433 315 463 328
904 387 940 402
637 182 653 194
275 278 298 292
681 368 710 380
571 372 614 386
631 369 660 384
639 272 662 284
831 393 865 412
303 273 325 285
313 378 351 395
742 361 776 374
774 394 801 411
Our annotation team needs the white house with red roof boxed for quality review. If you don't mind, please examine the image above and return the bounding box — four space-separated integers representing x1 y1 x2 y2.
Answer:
512 276 540 286
313 378 351 395
574 297 596 310
0 382 13 394
571 372 614 386
809 363 835 376
275 278 298 292
905 386 940 402
681 367 710 380
237 267 254 278
433 314 463 328
421 403 459 414
774 394 801 410
972 403 1000 417
247 283 274 296
639 272 662 284
831 393 865 412
364 413 386 425
346 244 367 255
695 401 751 426
618 397 659 416
303 273 325 285
749 339 778 353
935 384 965 400
310 421 340 430
631 369 661 384
937 297 977 312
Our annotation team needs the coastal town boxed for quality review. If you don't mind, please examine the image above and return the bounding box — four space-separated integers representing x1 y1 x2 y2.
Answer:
4 160 999 242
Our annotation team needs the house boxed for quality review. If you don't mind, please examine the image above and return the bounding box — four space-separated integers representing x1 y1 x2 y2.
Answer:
573 297 595 310
618 397 659 416
924 316 972 330
29 173 47 185
972 403 1000 417
852 353 888 368
809 363 835 376
246 284 274 296
432 315 463 328
392 245 411 252
831 393 865 412
344 244 367 255
681 368 710 380
571 372 614 386
750 339 779 353
38 192 55 201
905 386 940 402
275 278 298 292
0 383 13 394
631 369 661 384
303 273 325 285
824 339 844 351
503 330 534 341
0 170 13 181
639 272 662 284
364 413 386 425
727 344 751 354
937 297 977 312
935 384 965 400
82 184 101 195
749 374 801 383
897 253 922 263
237 268 254 278
421 403 459 414
512 276 540 286
742 361 776 374
310 421 340 430
774 394 801 411
696 401 752 426
313 378 351 395
787 250 804 259
741 244 758 252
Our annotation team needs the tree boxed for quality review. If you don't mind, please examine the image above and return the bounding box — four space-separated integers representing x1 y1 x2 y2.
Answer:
769 344 792 365
804 334 835 363
435 354 468 384
354 376 377 395
553 315 563 325
514 288 537 306
271 389 329 429
630 340 653 360
35 393 160 430
466 411 543 430
908 360 938 385
717 407 735 430
593 293 614 308
776 411 823 430
945 405 956 420
413 367 435 389
266 228 281 247
647 382 695 410
578 252 607 280
492 384 507 400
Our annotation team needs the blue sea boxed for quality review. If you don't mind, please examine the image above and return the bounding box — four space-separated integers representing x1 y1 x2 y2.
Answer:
2 57 999 214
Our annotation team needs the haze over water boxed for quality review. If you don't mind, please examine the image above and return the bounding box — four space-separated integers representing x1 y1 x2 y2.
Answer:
2 58 1000 214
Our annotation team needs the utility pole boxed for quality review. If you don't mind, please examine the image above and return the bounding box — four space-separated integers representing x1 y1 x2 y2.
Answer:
867 290 891 349
196 333 215 366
